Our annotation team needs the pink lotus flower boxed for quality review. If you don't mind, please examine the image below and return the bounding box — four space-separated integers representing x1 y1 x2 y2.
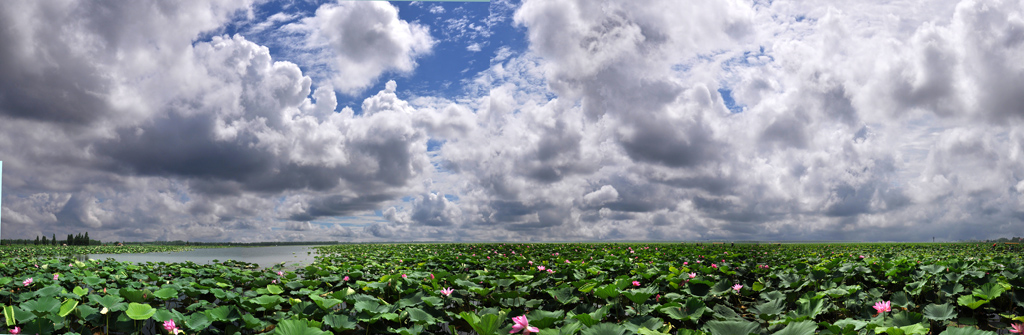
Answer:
343 275 350 281
402 274 407 278
732 284 742 291
537 266 545 271
547 269 554 273
873 301 891 314
164 319 181 334
528 261 533 265
860 255 865 259
683 261 688 265
510 315 539 334
565 260 570 263
22 278 33 286
632 280 640 286
688 272 697 278
1010 323 1024 333
277 271 283 276
54 273 59 280
271 280 277 284
430 273 435 280
711 264 718 268
10 326 21 334
441 287 454 296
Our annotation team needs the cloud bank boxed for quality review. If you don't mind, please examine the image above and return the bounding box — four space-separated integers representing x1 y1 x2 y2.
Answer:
1 0 1022 243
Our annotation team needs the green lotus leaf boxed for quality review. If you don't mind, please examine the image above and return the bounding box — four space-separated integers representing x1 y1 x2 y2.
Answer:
185 312 212 330
35 285 62 298
942 283 965 295
637 327 672 335
526 309 564 329
266 284 284 295
548 286 580 305
622 287 657 304
421 296 442 307
58 299 78 317
937 326 996 335
22 297 60 314
686 280 712 297
594 284 619 299
773 320 817 335
323 314 357 331
405 307 436 325
152 287 178 300
972 283 1004 300
3 304 15 326
892 311 924 327
892 291 912 308
125 302 156 320
83 277 104 286
957 295 988 310
792 295 825 320
250 295 285 309
271 319 328 335
581 323 628 335
624 316 663 334
205 305 238 322
923 303 957 321
513 275 534 282
921 265 946 275
751 298 786 316
705 319 760 335
833 318 867 330
459 311 507 335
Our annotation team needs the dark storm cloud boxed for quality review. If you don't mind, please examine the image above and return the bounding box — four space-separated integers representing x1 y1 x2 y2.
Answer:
618 116 721 168
97 112 275 184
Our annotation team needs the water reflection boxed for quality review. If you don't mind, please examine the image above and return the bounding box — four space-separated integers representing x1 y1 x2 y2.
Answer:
82 245 319 269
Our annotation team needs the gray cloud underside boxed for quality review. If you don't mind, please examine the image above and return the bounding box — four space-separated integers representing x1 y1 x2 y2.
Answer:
1 0 1023 243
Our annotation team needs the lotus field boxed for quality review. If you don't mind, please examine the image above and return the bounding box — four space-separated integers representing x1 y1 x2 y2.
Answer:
2 243 1024 335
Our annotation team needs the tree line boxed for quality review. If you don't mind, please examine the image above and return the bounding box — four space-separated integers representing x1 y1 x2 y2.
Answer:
1 232 98 246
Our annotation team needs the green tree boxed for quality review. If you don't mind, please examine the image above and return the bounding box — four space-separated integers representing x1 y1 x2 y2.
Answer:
35 236 40 245
52 234 56 246
42 235 48 245
84 232 90 246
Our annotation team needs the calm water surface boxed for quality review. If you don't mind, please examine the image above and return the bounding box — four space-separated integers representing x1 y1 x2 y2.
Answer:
87 245 319 269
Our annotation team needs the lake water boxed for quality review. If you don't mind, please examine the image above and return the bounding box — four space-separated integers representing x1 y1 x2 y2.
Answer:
86 245 319 269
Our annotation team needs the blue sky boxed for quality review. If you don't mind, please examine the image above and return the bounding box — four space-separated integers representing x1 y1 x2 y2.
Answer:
1 0 1024 243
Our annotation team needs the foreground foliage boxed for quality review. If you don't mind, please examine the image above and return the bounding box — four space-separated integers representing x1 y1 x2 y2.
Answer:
1 243 1023 334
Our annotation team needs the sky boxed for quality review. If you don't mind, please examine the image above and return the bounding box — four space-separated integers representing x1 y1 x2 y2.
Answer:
1 0 1023 243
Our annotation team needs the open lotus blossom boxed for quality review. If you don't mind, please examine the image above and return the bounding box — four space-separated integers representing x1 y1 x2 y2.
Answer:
683 262 688 265
711 264 718 268
343 276 350 281
632 280 640 286
10 326 21 334
732 284 743 291
53 273 59 280
440 287 454 296
22 278 32 286
546 269 554 273
510 315 539 334
873 301 891 314
537 266 545 271
402 274 407 278
688 272 697 278
1010 323 1024 333
277 271 283 276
